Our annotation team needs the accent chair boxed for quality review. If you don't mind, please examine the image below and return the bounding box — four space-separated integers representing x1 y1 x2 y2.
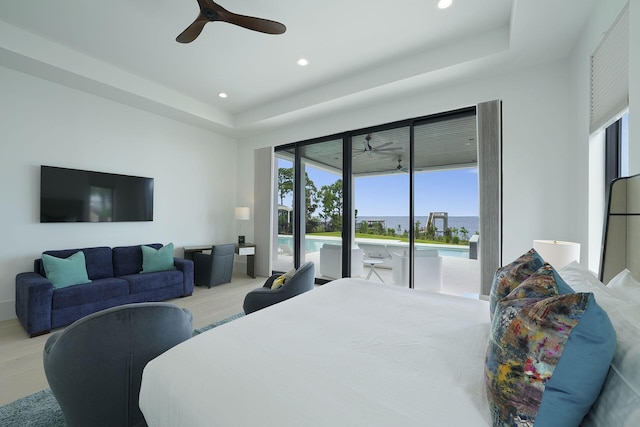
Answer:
43 302 193 427
193 243 235 287
243 262 315 314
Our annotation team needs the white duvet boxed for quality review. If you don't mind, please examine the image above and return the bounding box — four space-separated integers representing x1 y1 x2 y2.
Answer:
140 278 492 426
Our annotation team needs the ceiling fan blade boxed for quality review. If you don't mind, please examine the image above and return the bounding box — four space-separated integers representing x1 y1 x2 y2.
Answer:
196 0 217 9
176 15 209 43
177 0 285 43
373 142 393 150
220 10 286 34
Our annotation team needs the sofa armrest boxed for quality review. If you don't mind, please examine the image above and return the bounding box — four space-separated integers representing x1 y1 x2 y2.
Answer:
15 272 54 337
173 258 194 296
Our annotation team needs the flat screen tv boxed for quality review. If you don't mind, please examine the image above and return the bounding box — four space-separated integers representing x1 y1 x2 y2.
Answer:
40 166 154 223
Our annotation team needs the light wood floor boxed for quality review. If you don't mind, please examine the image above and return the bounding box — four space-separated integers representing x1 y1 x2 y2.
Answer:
0 261 481 407
0 273 265 407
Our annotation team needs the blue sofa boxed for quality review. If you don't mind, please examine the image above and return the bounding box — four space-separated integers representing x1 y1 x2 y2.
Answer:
15 243 194 337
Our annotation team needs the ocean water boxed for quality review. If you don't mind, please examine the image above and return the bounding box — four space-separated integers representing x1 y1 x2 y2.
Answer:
357 215 479 237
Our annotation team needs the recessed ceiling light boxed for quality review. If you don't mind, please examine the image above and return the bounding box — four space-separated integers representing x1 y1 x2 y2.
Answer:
437 0 452 9
218 92 228 98
297 58 309 66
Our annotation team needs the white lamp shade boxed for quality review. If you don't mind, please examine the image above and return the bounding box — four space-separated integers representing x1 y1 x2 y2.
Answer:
533 240 581 269
235 206 250 221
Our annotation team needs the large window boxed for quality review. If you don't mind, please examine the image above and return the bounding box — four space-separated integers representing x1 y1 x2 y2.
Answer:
273 104 501 295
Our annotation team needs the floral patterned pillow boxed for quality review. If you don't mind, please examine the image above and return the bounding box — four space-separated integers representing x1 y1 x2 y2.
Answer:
485 265 616 426
489 248 544 320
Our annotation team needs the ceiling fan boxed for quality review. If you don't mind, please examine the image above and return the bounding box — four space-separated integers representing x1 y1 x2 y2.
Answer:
176 0 286 43
396 158 409 173
354 134 402 157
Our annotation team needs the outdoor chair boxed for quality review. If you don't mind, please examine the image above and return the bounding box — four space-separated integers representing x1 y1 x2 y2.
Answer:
392 248 443 291
358 243 393 283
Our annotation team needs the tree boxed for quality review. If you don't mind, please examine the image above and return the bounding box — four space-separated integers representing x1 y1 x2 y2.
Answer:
460 226 469 241
318 179 343 231
303 174 318 226
278 167 319 231
277 167 293 205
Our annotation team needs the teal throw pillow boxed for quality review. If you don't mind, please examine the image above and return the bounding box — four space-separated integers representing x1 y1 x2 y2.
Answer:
485 264 616 426
141 243 176 273
42 251 92 289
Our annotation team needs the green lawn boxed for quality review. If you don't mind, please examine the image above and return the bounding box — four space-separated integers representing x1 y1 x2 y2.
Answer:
308 231 469 246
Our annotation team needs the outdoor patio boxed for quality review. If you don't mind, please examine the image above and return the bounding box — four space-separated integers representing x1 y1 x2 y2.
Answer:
273 247 481 298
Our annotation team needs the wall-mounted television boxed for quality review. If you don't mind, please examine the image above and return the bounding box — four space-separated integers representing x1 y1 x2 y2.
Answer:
40 166 154 223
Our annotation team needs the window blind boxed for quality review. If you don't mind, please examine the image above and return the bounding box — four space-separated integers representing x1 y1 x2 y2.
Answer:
590 4 629 133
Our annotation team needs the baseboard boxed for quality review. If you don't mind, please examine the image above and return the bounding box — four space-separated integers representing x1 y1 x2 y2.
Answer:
0 300 16 321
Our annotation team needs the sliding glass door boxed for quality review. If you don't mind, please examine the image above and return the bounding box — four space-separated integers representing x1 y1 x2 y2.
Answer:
271 104 498 295
412 111 478 293
273 153 295 273
300 139 344 280
352 127 410 286
274 139 345 280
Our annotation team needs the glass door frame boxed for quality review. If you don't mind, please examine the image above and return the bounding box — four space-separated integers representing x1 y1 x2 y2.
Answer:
273 105 491 291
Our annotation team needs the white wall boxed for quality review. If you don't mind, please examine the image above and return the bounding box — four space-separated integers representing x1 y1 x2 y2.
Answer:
629 0 640 174
238 1 640 275
238 59 582 266
0 66 238 321
569 0 634 272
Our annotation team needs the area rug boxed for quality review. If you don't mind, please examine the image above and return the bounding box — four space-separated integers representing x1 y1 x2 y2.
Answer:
0 312 245 426
193 312 244 335
0 388 64 427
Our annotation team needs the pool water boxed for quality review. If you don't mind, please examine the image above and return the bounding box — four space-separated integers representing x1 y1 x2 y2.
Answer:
278 236 469 258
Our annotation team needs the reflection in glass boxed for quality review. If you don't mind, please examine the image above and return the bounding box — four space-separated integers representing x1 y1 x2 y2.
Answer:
89 186 113 222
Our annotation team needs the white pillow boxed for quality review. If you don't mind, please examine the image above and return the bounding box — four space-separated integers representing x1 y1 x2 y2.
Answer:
608 269 640 304
557 262 630 312
558 262 640 427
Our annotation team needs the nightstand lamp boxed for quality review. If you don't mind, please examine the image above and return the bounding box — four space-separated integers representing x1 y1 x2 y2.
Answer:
235 206 250 244
533 240 580 269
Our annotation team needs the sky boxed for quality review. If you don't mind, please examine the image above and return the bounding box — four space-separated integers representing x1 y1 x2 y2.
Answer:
278 159 479 217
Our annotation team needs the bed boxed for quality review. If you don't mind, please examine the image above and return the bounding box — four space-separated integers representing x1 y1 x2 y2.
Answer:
140 177 640 427
140 268 640 426
140 279 492 426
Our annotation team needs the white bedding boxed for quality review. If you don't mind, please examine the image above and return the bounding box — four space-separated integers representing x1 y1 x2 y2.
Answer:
140 279 492 426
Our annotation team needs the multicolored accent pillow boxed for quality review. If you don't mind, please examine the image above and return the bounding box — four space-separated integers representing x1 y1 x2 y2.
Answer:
489 248 544 320
485 264 616 426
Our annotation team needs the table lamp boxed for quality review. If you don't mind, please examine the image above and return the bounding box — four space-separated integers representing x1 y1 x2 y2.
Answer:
235 207 250 244
533 240 580 269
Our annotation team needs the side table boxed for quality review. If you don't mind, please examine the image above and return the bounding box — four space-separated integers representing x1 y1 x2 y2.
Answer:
235 243 256 278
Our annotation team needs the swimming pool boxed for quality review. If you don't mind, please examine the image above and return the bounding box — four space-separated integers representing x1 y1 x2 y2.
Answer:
277 235 470 258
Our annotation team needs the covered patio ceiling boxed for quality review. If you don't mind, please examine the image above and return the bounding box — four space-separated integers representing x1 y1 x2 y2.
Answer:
279 111 478 177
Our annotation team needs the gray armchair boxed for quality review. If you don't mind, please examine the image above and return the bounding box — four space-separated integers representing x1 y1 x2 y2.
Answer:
193 243 235 287
43 302 193 427
243 262 315 314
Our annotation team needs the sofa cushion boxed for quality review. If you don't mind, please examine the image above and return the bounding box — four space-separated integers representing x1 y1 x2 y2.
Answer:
122 270 184 294
112 243 162 277
52 278 130 309
42 251 92 289
40 247 114 280
141 243 176 273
